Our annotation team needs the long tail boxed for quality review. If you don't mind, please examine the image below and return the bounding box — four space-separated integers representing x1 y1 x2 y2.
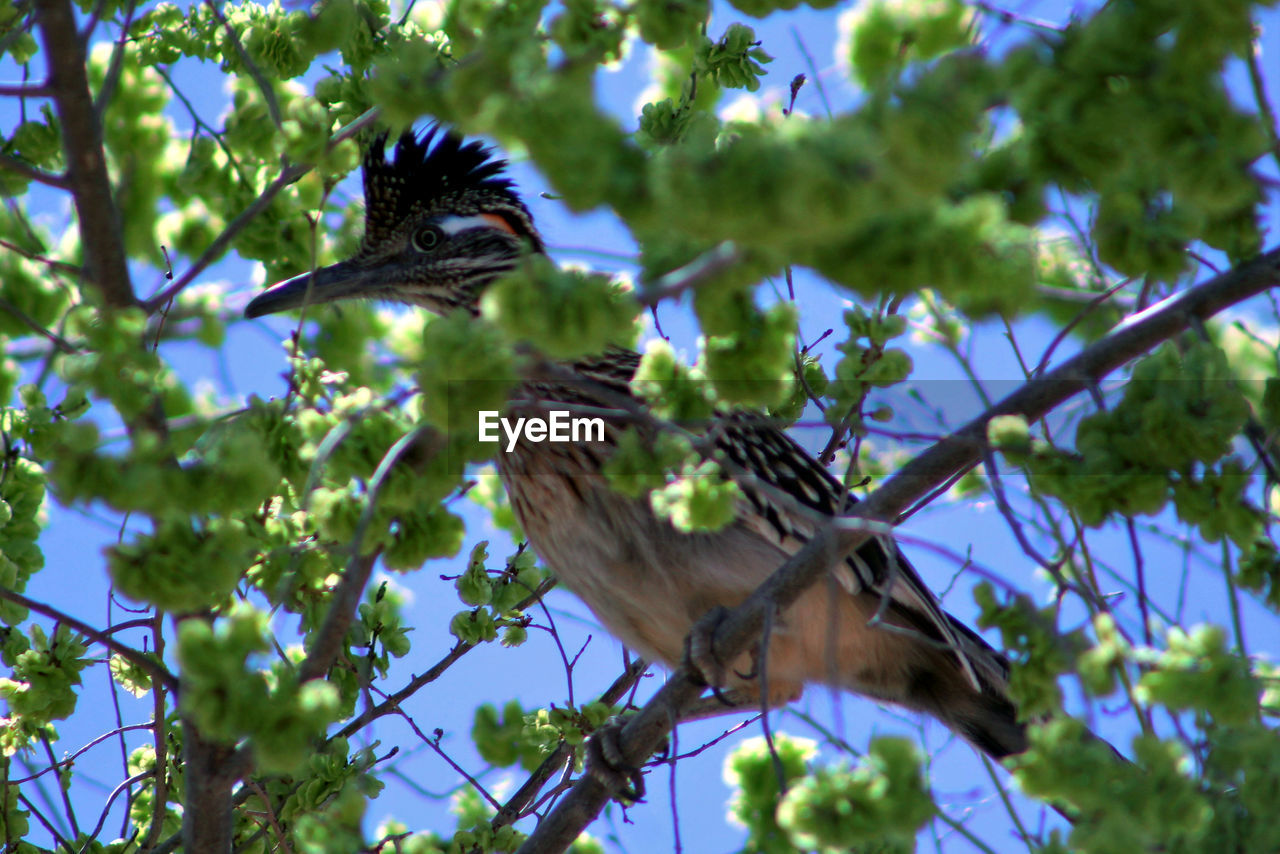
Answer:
907 614 1029 760
858 595 1030 760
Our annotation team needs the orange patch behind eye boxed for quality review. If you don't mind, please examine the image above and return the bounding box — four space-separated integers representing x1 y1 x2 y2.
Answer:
481 213 519 235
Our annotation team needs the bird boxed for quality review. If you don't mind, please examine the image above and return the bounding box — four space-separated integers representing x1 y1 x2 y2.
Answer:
245 127 1030 763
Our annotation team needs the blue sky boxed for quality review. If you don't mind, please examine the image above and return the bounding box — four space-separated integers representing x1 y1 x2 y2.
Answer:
4 0 1280 851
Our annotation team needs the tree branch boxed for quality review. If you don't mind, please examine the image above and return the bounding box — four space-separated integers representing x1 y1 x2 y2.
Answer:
0 152 69 188
204 0 282 130
181 721 236 854
34 0 135 308
515 245 1280 854
0 585 178 693
0 82 50 97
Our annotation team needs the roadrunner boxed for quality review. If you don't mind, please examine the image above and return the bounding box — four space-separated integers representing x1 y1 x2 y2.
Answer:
246 128 1028 761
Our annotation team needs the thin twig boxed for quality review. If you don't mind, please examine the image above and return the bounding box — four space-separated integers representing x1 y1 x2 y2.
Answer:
0 295 78 352
1124 519 1153 647
491 658 648 831
92 0 138 120
143 611 169 851
0 82 50 96
0 586 178 692
0 152 69 188
0 235 84 277
330 577 559 742
143 107 379 312
8 724 152 785
204 0 282 129
636 242 740 307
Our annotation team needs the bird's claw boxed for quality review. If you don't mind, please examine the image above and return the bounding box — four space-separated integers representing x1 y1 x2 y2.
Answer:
685 606 738 702
586 717 647 803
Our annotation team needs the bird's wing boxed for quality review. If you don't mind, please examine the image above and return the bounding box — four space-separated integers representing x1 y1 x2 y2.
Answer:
561 349 1007 692
710 412 1004 692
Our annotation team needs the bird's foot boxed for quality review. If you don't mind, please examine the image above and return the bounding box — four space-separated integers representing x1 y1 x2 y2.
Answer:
684 605 739 704
585 716 649 803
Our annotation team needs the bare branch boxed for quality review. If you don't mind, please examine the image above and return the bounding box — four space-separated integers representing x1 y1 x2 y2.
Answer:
300 422 449 685
0 294 77 352
92 0 139 120
143 161 310 312
515 245 1280 854
0 235 83 277
143 612 170 851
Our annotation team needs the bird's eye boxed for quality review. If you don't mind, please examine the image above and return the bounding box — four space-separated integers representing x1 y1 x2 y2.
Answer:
412 225 444 252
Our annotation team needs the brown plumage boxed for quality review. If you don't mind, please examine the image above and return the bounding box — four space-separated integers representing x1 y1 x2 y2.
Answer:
246 128 1028 761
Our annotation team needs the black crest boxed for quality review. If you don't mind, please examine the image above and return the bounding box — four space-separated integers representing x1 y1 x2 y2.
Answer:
361 125 533 249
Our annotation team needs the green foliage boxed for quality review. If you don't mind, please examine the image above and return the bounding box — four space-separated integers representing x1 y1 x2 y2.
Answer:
1238 537 1280 610
0 775 31 840
695 24 773 92
777 738 935 853
523 700 615 751
1025 340 1254 529
1008 1 1267 277
603 428 695 498
447 544 544 645
472 699 543 771
412 313 517 475
630 339 715 423
650 459 742 532
1014 719 1213 850
109 518 254 612
634 0 707 50
0 454 48 626
975 583 1082 716
693 286 798 407
354 582 413 676
846 0 976 89
177 605 341 773
550 0 626 63
986 414 1032 458
725 734 816 853
109 653 153 698
481 256 638 360
0 625 89 754
769 353 829 425
1135 625 1259 726
831 307 910 414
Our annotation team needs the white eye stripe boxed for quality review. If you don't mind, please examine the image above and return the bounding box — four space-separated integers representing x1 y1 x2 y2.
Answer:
437 214 512 236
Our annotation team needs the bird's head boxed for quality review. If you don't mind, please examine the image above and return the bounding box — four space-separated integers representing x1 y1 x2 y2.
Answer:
244 127 542 320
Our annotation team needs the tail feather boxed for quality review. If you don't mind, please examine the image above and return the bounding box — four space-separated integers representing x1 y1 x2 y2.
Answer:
882 602 1029 760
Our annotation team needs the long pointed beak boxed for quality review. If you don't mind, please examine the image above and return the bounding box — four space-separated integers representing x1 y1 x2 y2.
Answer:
244 260 371 319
